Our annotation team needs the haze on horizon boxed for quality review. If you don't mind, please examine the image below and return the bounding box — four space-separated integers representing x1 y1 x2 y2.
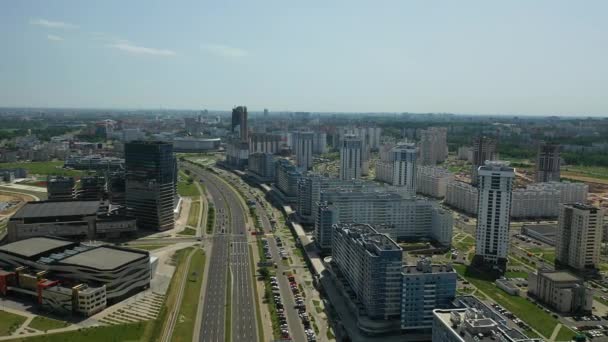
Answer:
1 0 607 116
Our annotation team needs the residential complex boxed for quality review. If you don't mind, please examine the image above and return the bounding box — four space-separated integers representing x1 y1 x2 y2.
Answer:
471 136 497 185
247 152 276 181
536 142 561 182
293 131 314 171
314 189 452 251
339 134 362 180
418 127 448 165
125 141 176 231
528 270 592 314
416 166 454 198
445 181 479 214
375 143 417 193
555 203 605 274
329 224 456 335
473 161 514 274
273 158 302 204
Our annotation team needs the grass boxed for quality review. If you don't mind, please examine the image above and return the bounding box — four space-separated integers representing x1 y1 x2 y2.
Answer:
0 161 83 176
562 165 608 181
3 322 148 342
143 247 193 341
187 201 200 227
453 264 575 339
171 248 205 342
225 268 232 342
178 227 197 236
326 328 335 340
128 244 170 251
0 310 27 336
177 171 200 197
27 316 70 332
206 205 215 234
249 245 265 342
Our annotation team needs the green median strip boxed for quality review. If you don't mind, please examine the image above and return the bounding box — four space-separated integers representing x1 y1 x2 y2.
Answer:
171 248 206 342
225 268 232 342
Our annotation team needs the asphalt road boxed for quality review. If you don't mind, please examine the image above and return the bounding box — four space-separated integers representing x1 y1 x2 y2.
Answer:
198 174 229 342
190 166 257 342
255 202 308 342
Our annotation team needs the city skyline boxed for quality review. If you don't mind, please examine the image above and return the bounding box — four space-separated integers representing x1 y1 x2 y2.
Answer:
1 1 608 116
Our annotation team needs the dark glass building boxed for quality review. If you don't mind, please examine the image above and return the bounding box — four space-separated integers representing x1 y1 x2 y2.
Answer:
125 141 176 231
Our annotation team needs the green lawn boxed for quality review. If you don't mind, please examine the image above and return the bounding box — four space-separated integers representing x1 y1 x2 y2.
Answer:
0 161 83 177
172 249 205 342
187 201 200 227
3 323 147 342
27 316 70 331
177 171 200 197
178 227 197 236
0 310 27 336
562 165 608 180
453 265 575 339
129 244 169 251
249 245 265 342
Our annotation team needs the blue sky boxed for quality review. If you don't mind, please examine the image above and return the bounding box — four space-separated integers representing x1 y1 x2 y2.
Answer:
1 1 607 115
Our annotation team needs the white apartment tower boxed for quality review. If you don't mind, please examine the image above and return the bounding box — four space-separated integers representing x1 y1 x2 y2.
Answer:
293 131 314 171
340 134 362 180
391 144 417 193
473 161 515 274
555 203 605 274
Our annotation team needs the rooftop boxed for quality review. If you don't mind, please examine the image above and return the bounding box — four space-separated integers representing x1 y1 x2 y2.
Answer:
541 271 581 283
0 237 75 258
60 246 147 270
11 200 100 219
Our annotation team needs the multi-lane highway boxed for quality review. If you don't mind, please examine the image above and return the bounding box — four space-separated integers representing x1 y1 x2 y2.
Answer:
185 163 258 342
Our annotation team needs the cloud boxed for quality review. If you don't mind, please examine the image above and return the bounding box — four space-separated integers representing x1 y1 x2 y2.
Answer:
30 19 78 29
107 42 176 56
202 44 248 58
47 34 64 41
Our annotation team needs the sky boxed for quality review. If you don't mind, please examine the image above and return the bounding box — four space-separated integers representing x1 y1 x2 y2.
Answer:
1 1 607 116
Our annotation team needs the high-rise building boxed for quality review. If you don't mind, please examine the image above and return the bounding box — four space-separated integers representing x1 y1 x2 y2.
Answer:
47 176 75 201
401 258 457 331
77 176 105 201
312 131 327 154
331 224 403 320
473 161 514 274
315 190 452 251
249 132 281 154
536 142 561 182
247 152 276 181
555 203 605 274
231 106 248 143
418 127 448 166
391 143 417 193
125 141 176 231
340 134 362 180
293 131 314 171
471 136 497 185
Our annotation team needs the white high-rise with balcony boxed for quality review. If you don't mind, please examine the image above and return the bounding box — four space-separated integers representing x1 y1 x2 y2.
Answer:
340 134 362 180
473 161 514 274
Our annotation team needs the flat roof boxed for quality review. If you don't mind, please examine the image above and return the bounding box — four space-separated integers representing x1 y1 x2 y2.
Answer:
542 271 580 283
0 237 75 258
12 201 100 219
60 246 146 270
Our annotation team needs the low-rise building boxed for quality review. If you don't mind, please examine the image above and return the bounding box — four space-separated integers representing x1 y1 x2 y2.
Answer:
0 237 151 316
64 155 124 171
528 270 592 314
7 201 136 242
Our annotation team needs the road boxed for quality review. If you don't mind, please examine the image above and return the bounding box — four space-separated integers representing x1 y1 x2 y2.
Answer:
255 201 308 342
187 164 258 342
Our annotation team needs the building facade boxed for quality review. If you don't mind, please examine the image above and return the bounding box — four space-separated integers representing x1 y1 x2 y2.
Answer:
416 166 454 198
528 270 592 314
418 127 447 166
555 203 605 274
473 161 514 274
445 181 479 215
247 152 276 181
340 134 362 180
471 136 497 186
536 142 561 183
401 258 457 330
125 141 176 231
293 131 314 171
